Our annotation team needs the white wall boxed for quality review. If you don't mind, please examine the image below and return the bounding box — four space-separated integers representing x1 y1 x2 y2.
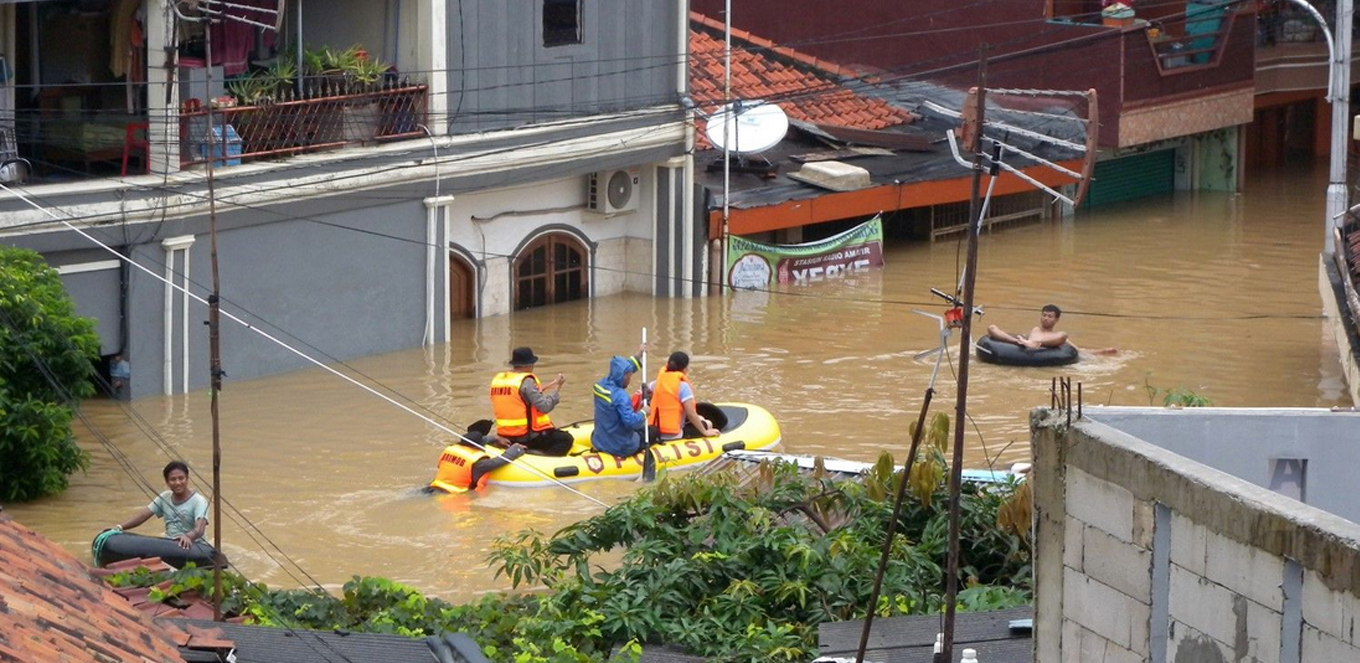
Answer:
444 165 658 317
302 0 420 74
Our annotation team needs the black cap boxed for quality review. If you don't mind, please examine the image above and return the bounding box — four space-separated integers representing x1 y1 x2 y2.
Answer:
509 347 539 366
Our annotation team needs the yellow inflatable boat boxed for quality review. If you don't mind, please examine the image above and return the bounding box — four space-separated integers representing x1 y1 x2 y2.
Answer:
430 403 780 491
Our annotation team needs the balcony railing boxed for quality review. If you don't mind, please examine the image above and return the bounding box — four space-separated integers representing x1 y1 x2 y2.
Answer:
1124 6 1255 101
1257 0 1339 47
179 84 428 168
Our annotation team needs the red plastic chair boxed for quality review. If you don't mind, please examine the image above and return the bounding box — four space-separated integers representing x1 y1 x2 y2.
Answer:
121 122 150 176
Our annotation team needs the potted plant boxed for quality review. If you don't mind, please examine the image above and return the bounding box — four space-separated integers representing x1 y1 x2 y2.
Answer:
337 48 391 142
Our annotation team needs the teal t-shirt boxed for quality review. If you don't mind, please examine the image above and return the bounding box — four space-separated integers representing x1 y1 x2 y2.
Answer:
148 491 209 539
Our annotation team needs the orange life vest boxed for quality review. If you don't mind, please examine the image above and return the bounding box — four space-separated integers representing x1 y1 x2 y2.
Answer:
491 371 553 438
647 368 688 436
432 444 489 493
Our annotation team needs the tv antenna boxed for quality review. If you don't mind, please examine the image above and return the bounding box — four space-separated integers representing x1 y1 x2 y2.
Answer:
173 0 285 31
934 87 1099 208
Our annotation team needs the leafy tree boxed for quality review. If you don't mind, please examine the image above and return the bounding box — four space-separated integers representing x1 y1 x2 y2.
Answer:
0 246 100 501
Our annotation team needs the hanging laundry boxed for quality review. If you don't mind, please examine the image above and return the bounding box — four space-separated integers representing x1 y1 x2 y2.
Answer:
209 0 281 76
109 0 141 79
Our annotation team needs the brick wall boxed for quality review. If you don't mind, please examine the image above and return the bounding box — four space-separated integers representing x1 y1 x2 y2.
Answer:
1032 409 1360 663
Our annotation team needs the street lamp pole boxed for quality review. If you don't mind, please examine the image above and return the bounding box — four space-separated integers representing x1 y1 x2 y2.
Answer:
1323 0 1353 252
1284 0 1351 251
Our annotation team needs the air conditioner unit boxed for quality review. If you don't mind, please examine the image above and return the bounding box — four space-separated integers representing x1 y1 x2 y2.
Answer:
586 169 640 215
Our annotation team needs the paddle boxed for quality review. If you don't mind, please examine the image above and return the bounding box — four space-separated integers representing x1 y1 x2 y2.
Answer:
640 327 657 482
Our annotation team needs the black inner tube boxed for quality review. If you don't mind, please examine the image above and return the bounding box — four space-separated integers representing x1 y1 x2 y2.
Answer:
975 335 1079 367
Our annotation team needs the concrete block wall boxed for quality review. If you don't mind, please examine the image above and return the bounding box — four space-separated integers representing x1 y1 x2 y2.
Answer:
1057 468 1151 663
1033 409 1360 663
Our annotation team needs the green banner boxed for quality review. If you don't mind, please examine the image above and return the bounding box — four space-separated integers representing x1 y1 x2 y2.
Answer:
726 216 885 289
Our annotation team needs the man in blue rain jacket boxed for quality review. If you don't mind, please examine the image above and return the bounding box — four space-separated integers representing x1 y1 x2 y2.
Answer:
591 353 651 457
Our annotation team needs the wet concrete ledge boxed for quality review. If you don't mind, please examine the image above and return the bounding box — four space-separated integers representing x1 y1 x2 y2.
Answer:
1319 253 1360 408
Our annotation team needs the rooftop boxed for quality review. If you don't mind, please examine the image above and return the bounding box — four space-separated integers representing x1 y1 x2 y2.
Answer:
689 12 912 148
0 513 186 663
168 619 448 663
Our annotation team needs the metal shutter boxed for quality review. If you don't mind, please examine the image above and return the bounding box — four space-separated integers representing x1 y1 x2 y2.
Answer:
1083 149 1176 208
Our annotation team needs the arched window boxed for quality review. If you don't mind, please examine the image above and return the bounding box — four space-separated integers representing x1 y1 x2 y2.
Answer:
514 233 587 311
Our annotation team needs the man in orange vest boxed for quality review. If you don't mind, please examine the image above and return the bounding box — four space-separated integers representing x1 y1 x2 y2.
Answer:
490 347 574 456
648 352 720 440
430 436 528 493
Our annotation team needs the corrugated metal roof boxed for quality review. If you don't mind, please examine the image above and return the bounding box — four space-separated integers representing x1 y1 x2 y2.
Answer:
0 514 187 663
170 619 440 663
818 606 1034 663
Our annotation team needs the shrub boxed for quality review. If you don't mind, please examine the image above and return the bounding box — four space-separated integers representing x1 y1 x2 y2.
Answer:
0 246 100 501
109 447 1033 663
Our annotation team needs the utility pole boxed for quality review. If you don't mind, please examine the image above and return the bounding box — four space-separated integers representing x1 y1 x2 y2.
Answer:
1326 0 1353 252
941 47 988 663
204 21 225 623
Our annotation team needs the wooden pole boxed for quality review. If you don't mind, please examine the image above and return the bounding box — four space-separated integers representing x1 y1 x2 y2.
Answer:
854 387 936 663
205 20 225 624
941 46 987 663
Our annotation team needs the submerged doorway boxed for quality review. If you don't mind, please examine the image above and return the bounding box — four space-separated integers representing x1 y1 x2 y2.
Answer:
449 252 475 320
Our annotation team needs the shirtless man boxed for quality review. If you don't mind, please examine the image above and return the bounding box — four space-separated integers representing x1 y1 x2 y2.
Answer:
987 304 1117 355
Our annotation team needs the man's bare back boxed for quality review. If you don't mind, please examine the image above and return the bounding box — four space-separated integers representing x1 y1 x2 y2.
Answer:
986 305 1117 356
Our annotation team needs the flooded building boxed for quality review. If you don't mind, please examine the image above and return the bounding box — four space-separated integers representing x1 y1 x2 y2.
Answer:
693 0 1271 207
0 0 696 398
1033 406 1360 661
686 13 1088 288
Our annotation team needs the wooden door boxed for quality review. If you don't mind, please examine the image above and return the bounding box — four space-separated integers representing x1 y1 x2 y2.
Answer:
449 254 475 320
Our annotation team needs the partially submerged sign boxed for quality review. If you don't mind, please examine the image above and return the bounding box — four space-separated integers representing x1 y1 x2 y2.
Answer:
726 216 885 289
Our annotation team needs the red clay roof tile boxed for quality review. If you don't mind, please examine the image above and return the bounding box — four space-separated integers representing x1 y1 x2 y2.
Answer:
689 13 911 149
0 515 187 663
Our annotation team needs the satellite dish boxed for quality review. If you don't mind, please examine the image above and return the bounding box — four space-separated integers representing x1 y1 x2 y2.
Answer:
705 102 789 154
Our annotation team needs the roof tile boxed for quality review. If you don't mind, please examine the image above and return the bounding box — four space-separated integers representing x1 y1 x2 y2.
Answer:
0 515 185 663
689 13 912 149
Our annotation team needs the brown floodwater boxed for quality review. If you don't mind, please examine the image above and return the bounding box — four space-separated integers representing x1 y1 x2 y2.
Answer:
7 166 1348 601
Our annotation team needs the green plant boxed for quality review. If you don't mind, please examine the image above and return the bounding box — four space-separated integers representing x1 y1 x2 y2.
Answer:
266 58 297 88
1143 375 1210 407
107 452 1031 663
347 57 388 86
225 75 274 106
225 59 299 105
301 45 389 90
0 246 99 501
485 458 1030 662
1161 388 1211 407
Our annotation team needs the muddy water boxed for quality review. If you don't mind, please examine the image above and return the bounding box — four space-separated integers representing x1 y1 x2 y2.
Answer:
7 167 1348 600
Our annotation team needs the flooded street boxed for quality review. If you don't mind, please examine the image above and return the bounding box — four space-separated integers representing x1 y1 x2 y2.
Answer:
7 166 1348 601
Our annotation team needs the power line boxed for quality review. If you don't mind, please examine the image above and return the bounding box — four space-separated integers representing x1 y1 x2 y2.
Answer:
0 0 1240 209
3 141 1325 325
0 181 613 508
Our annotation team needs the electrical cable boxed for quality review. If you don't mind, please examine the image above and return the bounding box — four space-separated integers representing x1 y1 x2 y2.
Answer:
0 181 611 509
